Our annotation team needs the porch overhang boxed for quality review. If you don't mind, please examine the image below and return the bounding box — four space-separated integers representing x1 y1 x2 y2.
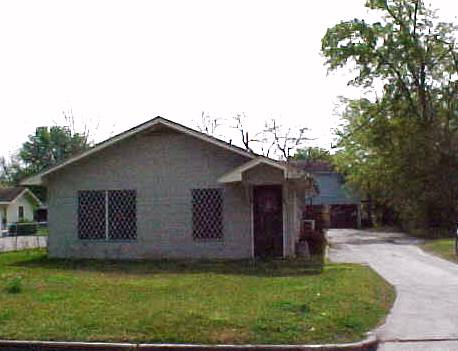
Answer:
218 158 288 184
218 158 317 194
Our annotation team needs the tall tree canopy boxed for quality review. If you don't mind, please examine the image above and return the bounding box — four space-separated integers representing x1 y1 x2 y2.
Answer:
322 0 458 234
292 147 332 163
19 126 89 178
1 125 90 187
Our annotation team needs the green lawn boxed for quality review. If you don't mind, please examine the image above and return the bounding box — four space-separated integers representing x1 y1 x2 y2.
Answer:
37 227 49 236
0 250 394 345
421 239 458 263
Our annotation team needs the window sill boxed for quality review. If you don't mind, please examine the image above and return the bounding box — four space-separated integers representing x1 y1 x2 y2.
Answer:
193 238 224 243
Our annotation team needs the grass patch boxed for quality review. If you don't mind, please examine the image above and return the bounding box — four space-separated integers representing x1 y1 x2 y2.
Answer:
421 239 458 263
0 249 394 344
37 227 48 236
3 275 23 294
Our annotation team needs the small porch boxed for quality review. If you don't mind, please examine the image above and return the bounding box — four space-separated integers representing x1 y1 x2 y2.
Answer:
219 158 317 258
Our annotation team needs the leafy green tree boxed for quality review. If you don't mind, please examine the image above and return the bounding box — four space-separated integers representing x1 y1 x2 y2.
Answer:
292 147 332 162
0 119 90 202
18 126 89 178
0 156 22 186
0 124 90 202
322 0 458 235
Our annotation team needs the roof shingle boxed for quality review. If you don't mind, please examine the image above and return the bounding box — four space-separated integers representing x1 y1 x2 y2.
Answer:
0 187 26 202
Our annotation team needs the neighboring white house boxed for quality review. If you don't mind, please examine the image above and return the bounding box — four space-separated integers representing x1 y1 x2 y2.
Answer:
0 187 42 232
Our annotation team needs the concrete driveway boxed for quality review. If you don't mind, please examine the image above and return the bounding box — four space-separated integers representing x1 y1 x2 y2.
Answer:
0 235 47 252
328 229 458 351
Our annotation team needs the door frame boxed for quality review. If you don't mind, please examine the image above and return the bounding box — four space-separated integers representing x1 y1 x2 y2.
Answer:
251 184 285 258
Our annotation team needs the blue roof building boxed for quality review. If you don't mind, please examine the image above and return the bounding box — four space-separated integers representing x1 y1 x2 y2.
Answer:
290 161 361 228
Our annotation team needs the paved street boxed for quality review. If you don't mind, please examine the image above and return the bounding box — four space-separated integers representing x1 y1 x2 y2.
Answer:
0 235 47 252
328 229 458 351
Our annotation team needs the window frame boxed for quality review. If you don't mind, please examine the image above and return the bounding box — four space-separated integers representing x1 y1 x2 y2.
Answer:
77 189 137 242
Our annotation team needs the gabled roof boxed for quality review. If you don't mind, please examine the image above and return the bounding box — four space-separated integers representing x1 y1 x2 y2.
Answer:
0 187 25 202
0 187 42 206
22 117 257 186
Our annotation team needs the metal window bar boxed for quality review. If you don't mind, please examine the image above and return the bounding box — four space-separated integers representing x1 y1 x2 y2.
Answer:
78 190 106 240
108 190 137 240
192 188 223 240
78 190 137 241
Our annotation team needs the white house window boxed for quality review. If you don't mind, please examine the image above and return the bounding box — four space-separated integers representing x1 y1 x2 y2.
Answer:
192 188 223 240
78 190 137 241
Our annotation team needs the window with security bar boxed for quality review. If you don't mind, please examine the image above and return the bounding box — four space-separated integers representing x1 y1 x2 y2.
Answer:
192 188 223 240
78 191 106 240
78 190 137 241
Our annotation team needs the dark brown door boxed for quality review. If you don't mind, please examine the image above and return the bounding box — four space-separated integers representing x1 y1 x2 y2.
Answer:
253 185 283 258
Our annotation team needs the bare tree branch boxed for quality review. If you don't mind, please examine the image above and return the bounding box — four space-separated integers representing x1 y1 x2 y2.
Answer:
195 111 222 136
265 119 309 160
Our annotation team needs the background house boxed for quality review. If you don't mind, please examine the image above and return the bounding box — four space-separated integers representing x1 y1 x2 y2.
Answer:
291 161 361 229
23 117 314 260
0 187 42 233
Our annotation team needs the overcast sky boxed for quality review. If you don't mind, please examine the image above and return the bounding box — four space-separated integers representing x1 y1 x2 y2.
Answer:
0 0 456 157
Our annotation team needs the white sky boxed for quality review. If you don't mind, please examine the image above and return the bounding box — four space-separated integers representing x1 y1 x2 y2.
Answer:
0 0 456 157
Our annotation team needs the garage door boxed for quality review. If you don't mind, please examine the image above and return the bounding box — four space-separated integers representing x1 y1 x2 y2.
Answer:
330 204 358 228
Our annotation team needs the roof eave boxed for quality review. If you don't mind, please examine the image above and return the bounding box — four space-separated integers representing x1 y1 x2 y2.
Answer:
23 189 43 207
21 175 43 186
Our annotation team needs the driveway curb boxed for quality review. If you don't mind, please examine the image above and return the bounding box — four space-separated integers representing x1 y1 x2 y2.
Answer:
0 335 378 351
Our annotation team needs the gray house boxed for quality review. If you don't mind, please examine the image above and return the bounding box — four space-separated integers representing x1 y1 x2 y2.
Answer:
23 117 312 259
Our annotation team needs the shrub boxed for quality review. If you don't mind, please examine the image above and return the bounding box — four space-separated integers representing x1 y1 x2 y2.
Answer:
4 275 23 294
8 223 38 236
306 229 327 256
